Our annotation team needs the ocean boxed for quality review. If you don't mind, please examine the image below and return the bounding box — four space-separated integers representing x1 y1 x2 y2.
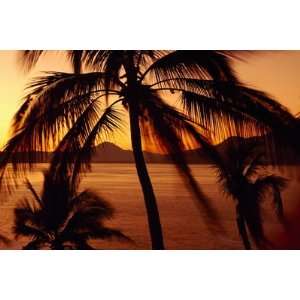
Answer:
0 163 299 249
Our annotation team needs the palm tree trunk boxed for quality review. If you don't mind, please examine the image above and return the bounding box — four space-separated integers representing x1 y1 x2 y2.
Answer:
128 102 165 250
124 52 165 250
236 205 251 249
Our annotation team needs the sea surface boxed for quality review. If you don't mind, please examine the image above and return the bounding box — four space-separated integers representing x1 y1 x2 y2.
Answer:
0 163 299 250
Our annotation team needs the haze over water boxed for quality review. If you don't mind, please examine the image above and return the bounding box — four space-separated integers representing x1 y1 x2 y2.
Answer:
0 164 299 249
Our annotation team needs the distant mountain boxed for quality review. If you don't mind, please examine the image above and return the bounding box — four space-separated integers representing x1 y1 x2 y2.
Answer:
91 138 263 164
1 136 298 164
91 142 216 163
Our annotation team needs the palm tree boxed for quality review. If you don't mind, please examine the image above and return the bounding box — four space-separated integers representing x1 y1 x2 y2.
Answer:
211 140 288 249
0 51 297 249
14 170 129 250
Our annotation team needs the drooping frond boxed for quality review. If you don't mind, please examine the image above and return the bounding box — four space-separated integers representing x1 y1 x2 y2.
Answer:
0 71 122 189
70 103 124 187
14 198 41 225
20 50 103 73
59 190 126 243
139 93 223 228
9 71 116 147
24 178 43 208
15 170 129 249
24 71 118 106
141 50 240 83
45 98 123 188
48 98 101 175
152 79 296 148
101 51 126 93
19 50 45 72
13 222 47 239
81 51 113 70
255 175 287 200
69 190 115 218
217 140 265 179
67 50 83 74
13 199 46 239
254 175 288 221
82 50 166 74
77 227 131 242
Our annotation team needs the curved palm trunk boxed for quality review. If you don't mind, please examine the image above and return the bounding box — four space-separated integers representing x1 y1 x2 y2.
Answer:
124 52 164 250
236 204 251 250
128 102 165 250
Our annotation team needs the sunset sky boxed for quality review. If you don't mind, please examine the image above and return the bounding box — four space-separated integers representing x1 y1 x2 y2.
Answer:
0 50 300 149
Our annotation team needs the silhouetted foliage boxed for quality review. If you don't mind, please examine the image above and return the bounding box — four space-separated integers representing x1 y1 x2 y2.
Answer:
14 170 129 250
211 141 288 249
0 50 298 249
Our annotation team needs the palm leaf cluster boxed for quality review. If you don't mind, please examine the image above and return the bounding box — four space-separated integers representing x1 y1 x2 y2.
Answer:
0 50 298 249
212 140 288 249
14 170 129 249
1 51 296 185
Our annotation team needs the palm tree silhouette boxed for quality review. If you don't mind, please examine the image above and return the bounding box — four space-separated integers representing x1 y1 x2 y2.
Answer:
0 51 297 249
210 140 288 249
14 170 129 250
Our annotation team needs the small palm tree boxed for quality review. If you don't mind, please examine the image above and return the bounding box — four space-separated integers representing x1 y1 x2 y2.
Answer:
0 51 297 249
14 170 129 250
211 141 288 249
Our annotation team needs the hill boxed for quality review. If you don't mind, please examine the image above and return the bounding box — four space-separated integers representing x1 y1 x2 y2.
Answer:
1 136 297 164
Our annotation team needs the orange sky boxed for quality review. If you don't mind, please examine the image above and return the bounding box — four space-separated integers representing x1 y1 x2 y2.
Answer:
0 50 299 149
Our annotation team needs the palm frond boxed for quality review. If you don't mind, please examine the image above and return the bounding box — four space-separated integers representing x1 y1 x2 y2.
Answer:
14 169 127 249
48 97 101 178
24 178 43 208
255 175 288 221
81 51 113 70
139 93 222 227
255 175 287 198
0 93 100 189
135 50 167 75
14 198 39 223
13 222 46 239
20 50 100 73
19 50 45 71
82 226 131 242
69 190 115 219
153 79 296 149
70 103 124 186
102 51 126 93
217 140 265 179
141 50 239 83
179 90 262 141
0 72 114 168
47 98 123 189
24 71 118 107
67 50 83 74
60 191 117 238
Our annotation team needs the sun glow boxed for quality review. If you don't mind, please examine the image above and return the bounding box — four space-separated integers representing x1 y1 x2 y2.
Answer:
0 51 300 152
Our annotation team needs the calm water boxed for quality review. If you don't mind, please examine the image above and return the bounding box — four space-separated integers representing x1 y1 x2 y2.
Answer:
0 164 299 249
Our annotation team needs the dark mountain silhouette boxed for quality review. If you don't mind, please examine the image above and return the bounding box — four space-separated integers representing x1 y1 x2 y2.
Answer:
1 137 298 164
